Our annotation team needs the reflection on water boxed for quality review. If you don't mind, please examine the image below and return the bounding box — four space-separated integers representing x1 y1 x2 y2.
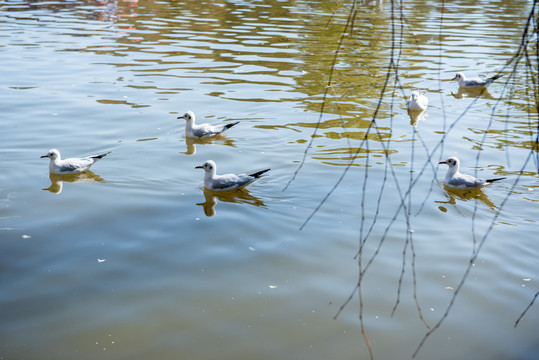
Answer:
43 171 105 194
2 0 138 22
1 1 538 360
450 86 497 100
408 108 428 127
436 182 499 212
184 135 236 155
196 188 267 217
4 0 532 164
3 0 139 21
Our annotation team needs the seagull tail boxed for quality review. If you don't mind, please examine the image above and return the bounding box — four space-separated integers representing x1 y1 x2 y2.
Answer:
490 74 503 81
486 177 506 183
224 121 240 131
250 169 270 178
91 151 111 160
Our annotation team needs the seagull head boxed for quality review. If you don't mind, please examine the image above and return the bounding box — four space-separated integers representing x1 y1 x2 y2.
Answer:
178 111 195 123
451 72 464 82
411 90 420 101
41 149 60 160
195 160 217 175
439 156 460 171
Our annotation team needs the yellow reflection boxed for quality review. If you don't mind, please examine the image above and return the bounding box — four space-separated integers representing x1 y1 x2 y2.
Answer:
450 87 497 100
184 136 236 155
436 184 498 212
408 109 428 127
43 171 105 194
196 188 266 217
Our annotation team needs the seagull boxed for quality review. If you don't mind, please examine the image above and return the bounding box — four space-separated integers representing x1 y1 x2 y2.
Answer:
41 149 111 175
178 111 239 138
195 160 270 191
451 72 503 89
439 156 506 190
407 90 428 111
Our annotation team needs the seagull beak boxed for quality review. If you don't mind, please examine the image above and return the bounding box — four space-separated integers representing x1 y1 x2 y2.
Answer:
439 161 447 164
40 155 48 158
450 76 457 81
195 165 203 169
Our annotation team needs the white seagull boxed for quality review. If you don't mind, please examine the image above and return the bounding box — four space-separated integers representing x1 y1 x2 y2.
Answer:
41 149 111 175
407 90 428 111
439 156 506 190
195 160 270 191
451 72 503 89
178 111 239 138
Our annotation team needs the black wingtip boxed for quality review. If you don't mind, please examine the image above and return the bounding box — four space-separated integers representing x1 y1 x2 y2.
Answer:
486 177 506 183
250 168 270 178
225 121 240 130
92 151 111 160
491 74 503 81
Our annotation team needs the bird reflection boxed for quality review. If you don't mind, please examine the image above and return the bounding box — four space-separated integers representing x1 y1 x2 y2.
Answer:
436 183 498 212
408 109 428 127
184 136 236 155
43 171 105 194
196 188 267 217
450 87 496 100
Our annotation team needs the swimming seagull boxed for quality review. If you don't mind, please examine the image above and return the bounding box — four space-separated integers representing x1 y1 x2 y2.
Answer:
439 156 506 190
41 148 111 175
178 111 239 138
451 72 503 89
407 90 428 111
195 160 270 191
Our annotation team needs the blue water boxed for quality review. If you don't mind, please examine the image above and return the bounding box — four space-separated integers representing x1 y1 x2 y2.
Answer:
1 0 538 359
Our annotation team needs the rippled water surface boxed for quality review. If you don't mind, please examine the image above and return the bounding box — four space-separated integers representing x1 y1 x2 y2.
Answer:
1 0 538 359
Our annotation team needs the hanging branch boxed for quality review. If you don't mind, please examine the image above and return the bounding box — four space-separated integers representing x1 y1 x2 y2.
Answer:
283 0 358 192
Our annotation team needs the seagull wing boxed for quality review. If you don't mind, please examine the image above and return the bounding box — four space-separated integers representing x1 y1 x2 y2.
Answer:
446 173 486 189
191 122 238 138
53 158 92 174
190 125 214 138
211 174 253 190
465 78 487 88
57 161 84 173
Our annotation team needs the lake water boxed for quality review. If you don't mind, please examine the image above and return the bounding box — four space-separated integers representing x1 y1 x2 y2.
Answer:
1 0 538 359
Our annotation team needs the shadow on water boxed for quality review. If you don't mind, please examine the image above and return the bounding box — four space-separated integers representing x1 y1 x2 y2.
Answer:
196 188 267 217
43 171 105 194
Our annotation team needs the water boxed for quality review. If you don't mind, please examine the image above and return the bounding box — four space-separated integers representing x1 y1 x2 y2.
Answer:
1 0 538 359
